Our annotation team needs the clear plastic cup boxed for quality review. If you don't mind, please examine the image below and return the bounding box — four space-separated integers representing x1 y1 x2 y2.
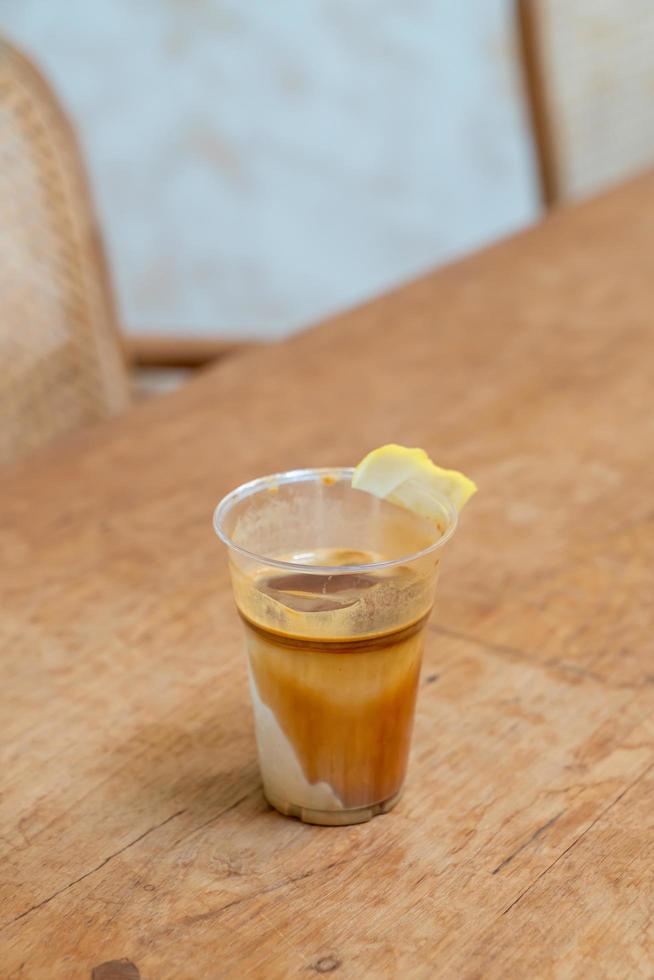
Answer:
213 467 456 826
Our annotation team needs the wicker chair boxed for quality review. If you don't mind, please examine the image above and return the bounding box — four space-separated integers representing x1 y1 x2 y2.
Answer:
0 38 240 466
516 0 654 207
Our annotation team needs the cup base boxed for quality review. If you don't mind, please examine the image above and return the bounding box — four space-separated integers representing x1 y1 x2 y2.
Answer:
264 787 403 826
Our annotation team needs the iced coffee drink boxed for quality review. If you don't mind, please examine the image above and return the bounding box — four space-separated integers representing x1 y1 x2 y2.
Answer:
213 452 474 826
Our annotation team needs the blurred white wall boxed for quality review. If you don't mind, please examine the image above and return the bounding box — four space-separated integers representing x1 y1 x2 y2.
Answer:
3 0 539 338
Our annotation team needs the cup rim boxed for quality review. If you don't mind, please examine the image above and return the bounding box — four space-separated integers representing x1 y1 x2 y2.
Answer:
213 466 458 574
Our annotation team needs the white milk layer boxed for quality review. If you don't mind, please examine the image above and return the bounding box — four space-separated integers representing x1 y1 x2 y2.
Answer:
248 671 343 812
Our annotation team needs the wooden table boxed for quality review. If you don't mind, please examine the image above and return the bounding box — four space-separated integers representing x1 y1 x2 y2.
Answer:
3 176 654 979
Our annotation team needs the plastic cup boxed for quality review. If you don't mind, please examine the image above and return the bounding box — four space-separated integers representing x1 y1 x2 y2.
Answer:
214 467 456 826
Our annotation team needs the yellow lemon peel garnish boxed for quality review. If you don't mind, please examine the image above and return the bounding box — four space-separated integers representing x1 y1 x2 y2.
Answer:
352 444 476 520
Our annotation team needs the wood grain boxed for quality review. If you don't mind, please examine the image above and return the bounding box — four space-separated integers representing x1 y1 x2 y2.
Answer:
2 174 654 977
